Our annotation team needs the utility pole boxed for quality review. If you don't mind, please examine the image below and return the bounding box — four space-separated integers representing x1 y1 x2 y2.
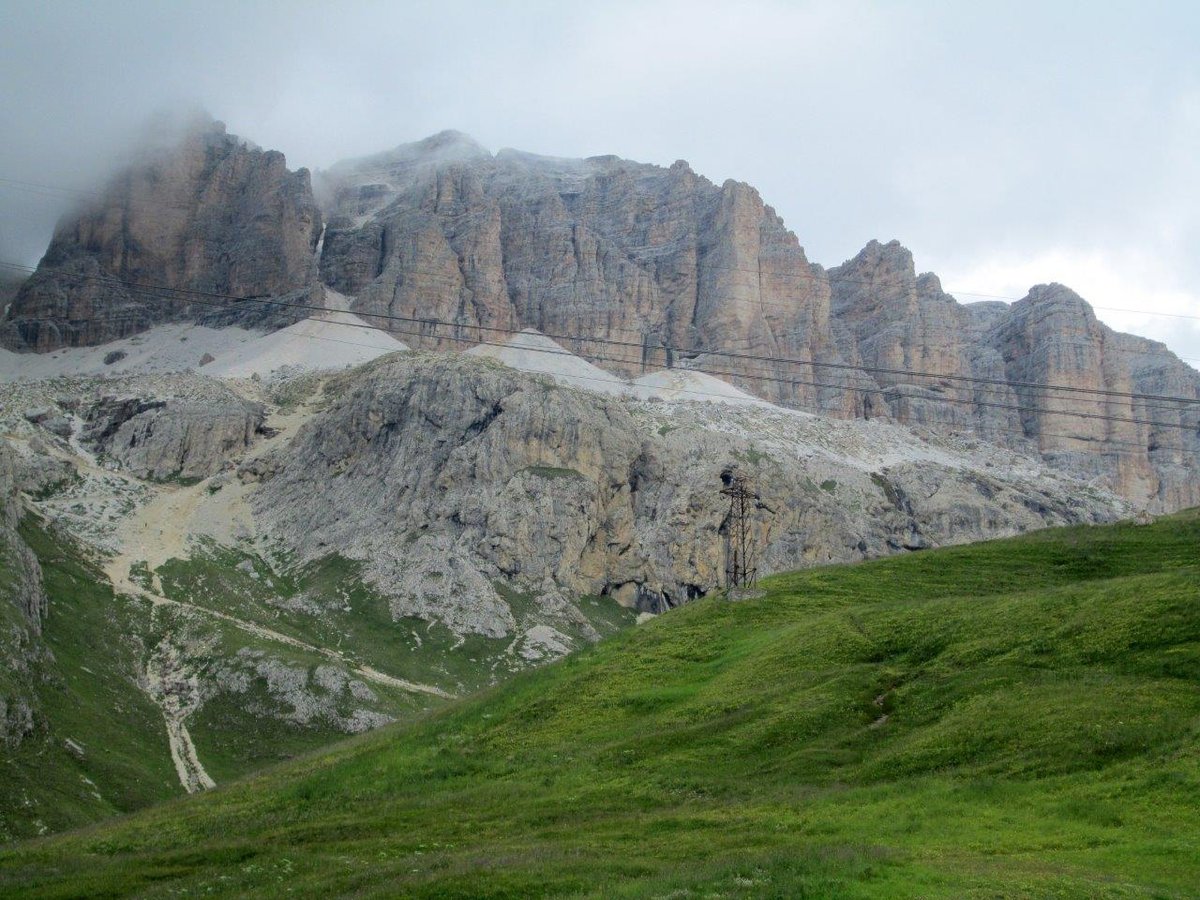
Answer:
721 472 759 591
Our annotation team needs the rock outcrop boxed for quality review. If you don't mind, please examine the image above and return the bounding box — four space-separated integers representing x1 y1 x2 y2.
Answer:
0 442 45 631
252 354 1126 633
1 114 322 351
82 393 266 481
829 243 1200 509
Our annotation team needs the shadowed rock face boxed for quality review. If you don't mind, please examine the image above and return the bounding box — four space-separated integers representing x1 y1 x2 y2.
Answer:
1 115 322 352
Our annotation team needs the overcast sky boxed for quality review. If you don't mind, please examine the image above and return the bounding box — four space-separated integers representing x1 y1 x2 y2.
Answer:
2 0 1197 363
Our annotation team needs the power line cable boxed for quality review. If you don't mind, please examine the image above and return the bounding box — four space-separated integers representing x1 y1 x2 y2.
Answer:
40 303 1187 455
7 185 1199 394
3 260 1198 435
5 256 1198 418
4 259 1196 413
6 267 1193 451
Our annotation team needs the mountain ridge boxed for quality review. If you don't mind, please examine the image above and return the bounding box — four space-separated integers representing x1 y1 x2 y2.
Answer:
2 122 1198 513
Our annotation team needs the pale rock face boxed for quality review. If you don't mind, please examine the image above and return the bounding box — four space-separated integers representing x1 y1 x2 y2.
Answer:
250 355 1127 634
828 247 1200 511
981 285 1200 509
2 115 323 351
317 135 856 415
81 393 266 481
829 240 977 428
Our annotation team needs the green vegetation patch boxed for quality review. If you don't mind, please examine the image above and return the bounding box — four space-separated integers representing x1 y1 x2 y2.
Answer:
732 444 771 466
0 517 179 843
156 544 497 692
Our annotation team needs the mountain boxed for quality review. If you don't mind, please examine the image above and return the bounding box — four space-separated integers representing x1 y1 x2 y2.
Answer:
251 350 1124 619
317 133 1200 512
1 114 322 352
3 511 1198 895
0 319 1134 839
3 125 1198 510
1 120 1196 889
0 120 1195 840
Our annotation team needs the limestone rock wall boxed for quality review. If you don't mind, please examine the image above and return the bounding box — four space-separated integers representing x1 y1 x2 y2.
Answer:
317 133 860 416
2 115 322 351
319 136 1200 512
82 394 266 481
828 244 1200 510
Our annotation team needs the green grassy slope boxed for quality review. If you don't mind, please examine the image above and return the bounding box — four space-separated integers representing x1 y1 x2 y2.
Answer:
0 519 180 843
2 511 1199 898
155 543 633 697
0 518 443 842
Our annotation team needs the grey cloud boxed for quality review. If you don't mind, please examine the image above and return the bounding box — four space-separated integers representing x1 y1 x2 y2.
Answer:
1 0 1196 358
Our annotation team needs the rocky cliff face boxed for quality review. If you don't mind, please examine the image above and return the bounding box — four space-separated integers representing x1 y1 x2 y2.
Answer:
81 394 266 481
829 242 1200 509
317 135 1200 512
251 354 1126 633
317 132 857 415
0 440 48 747
1 115 322 352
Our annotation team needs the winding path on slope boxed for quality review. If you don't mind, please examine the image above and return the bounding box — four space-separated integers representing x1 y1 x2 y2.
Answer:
100 397 453 794
119 577 454 700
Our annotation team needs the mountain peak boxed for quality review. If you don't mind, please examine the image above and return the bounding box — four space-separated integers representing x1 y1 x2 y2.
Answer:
414 129 489 156
832 239 916 281
327 130 491 178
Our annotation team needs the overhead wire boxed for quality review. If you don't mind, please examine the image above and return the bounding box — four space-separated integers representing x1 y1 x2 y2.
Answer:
3 259 1197 417
13 293 1181 456
4 174 1199 409
2 260 1198 438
